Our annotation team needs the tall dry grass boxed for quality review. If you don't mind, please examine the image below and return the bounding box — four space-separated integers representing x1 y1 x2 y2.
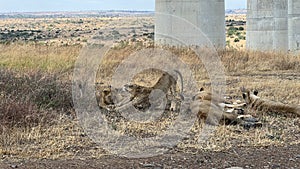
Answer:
0 43 80 73
220 49 300 73
1 42 300 160
1 42 299 77
0 69 73 111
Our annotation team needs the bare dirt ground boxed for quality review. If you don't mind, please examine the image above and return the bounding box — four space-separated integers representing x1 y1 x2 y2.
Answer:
1 144 299 169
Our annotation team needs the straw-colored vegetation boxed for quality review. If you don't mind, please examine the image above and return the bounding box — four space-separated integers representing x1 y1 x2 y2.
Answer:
1 15 300 161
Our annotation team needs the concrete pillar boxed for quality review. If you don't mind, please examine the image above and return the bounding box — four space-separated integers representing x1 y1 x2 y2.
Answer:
155 0 225 48
273 0 288 51
247 0 289 52
288 0 300 52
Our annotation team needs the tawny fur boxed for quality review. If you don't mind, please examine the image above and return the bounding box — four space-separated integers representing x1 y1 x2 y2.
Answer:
96 85 115 109
124 70 184 111
98 70 184 111
190 88 246 125
190 99 239 125
192 87 234 105
242 90 300 117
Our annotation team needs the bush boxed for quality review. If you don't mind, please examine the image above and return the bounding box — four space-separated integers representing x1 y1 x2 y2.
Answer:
234 38 240 42
226 40 230 47
0 97 56 129
228 26 238 36
228 31 234 36
228 26 238 31
0 69 73 111
273 57 300 70
238 35 246 40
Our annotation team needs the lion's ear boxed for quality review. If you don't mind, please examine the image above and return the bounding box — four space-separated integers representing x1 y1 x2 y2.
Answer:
242 93 247 99
240 86 246 92
242 90 251 100
192 95 196 101
253 90 258 96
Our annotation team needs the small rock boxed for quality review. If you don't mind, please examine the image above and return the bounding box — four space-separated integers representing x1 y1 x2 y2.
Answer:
142 163 155 167
154 167 163 169
289 158 296 162
197 159 207 163
10 164 18 168
226 167 243 169
266 134 275 140
241 121 263 129
271 164 281 168
296 155 300 159
80 133 86 137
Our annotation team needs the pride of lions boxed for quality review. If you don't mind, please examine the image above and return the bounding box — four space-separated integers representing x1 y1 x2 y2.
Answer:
96 69 300 131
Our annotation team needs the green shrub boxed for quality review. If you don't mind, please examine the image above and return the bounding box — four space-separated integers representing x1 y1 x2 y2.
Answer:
228 26 238 31
234 38 240 42
238 35 246 40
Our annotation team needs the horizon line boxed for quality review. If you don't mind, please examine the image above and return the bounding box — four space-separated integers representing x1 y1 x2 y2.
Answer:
0 8 247 14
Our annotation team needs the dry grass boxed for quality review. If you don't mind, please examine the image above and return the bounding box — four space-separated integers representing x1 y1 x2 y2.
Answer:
0 67 78 160
0 69 73 110
0 16 154 46
0 99 49 129
1 116 106 160
226 14 247 21
1 41 300 161
1 14 299 161
220 49 300 73
0 43 79 73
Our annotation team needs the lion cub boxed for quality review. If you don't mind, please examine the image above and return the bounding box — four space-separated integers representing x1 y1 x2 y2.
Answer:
95 85 126 110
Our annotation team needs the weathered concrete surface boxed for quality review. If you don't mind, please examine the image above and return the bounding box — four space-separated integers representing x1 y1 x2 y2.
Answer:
246 0 289 52
155 0 300 52
288 0 300 52
155 0 225 48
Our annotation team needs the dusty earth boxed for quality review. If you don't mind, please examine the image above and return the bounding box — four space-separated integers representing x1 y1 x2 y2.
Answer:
1 144 299 169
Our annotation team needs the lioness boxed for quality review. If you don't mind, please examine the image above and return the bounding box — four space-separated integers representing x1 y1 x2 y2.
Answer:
123 70 184 111
242 89 300 117
192 87 246 109
190 88 260 128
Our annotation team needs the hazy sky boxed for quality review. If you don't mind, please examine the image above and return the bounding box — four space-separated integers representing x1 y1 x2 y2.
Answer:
0 0 247 12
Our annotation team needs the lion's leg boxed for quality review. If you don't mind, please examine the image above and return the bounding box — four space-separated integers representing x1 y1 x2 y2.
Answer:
169 84 179 111
221 112 238 124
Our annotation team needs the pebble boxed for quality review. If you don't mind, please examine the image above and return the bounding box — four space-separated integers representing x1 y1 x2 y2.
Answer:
226 167 243 169
142 163 156 167
289 158 296 162
271 164 281 168
10 164 18 168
